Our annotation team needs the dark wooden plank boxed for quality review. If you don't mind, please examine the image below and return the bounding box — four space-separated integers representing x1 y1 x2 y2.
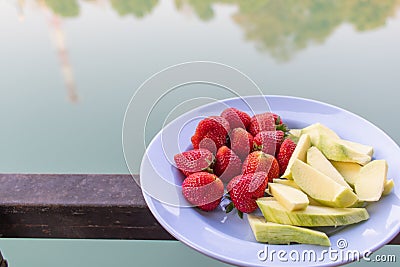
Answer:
0 173 398 244
390 234 400 245
0 173 145 206
0 173 173 240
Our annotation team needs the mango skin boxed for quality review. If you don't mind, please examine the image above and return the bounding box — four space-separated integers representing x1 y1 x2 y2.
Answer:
257 198 369 227
248 215 331 246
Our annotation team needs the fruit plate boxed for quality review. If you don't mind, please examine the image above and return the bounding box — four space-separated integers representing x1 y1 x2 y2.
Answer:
140 95 400 267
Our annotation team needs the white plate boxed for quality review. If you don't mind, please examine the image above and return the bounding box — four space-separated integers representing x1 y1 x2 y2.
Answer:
140 95 400 266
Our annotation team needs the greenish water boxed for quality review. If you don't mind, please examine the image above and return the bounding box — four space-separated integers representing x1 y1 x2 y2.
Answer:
1 0 399 174
0 239 398 267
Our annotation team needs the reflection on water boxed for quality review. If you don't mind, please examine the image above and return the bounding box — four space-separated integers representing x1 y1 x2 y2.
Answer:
44 0 80 17
16 0 399 61
40 0 79 102
175 0 216 21
9 0 400 103
12 0 80 102
229 0 400 61
111 0 159 17
177 0 400 61
48 14 79 103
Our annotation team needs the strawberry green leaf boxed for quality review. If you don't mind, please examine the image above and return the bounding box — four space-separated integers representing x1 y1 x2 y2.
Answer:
225 202 235 213
253 143 262 152
276 123 289 133
237 210 244 219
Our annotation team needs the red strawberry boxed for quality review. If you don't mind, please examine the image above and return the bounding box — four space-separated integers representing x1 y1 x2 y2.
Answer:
214 146 242 183
182 172 224 211
242 151 279 182
253 130 284 156
221 107 251 130
277 138 297 175
174 149 214 177
272 113 281 124
248 112 276 136
230 128 254 161
227 172 269 214
191 116 230 154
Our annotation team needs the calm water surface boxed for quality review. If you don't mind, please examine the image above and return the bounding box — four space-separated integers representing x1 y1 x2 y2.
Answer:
1 0 399 173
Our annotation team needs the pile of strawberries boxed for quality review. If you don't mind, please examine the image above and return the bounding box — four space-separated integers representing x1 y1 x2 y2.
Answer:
174 107 297 217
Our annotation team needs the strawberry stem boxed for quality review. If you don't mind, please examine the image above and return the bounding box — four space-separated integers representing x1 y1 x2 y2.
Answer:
275 116 282 125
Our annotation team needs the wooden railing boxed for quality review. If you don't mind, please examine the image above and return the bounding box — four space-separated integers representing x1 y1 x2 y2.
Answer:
0 173 398 244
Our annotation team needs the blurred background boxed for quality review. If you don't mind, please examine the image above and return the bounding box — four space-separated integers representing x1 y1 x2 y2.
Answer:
1 0 399 174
